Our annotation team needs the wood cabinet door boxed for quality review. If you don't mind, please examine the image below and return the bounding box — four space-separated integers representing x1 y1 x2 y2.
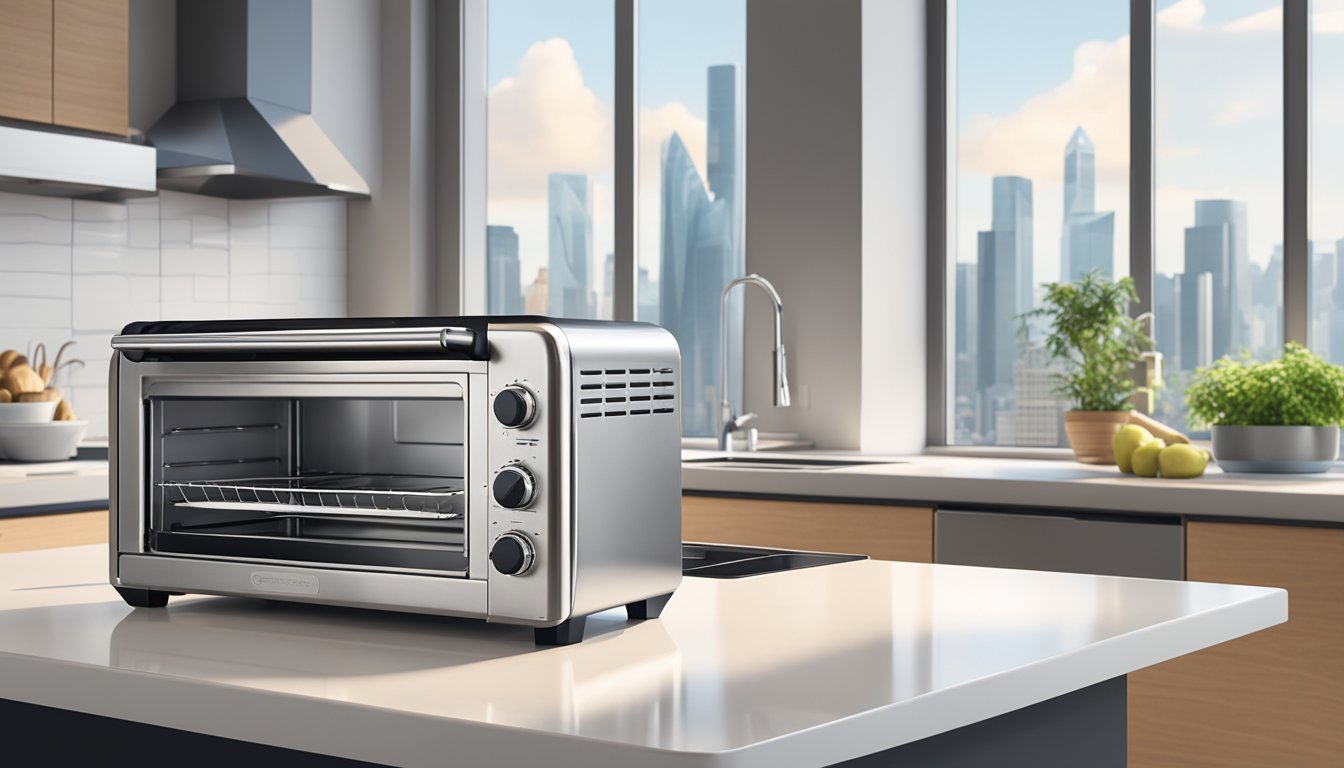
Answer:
0 0 54 124
1129 521 1344 767
0 510 108 554
53 0 126 135
682 495 933 563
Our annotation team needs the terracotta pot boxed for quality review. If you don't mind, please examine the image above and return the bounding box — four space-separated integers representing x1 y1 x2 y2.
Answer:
1063 410 1131 464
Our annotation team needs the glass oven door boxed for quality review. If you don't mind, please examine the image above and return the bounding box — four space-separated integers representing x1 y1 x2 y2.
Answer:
141 375 477 576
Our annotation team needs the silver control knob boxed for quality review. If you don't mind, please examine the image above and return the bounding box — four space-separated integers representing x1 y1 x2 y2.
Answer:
492 465 536 509
490 532 536 576
493 385 537 429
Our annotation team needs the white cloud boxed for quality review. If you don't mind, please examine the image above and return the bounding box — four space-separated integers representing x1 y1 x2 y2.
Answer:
1317 10 1344 34
958 36 1130 184
488 38 612 205
1157 0 1205 30
1224 7 1281 33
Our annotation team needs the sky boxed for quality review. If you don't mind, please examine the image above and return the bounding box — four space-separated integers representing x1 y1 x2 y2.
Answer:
953 0 1339 290
486 0 745 309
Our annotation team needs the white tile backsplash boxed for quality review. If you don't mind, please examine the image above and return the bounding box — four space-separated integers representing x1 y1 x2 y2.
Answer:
0 191 348 440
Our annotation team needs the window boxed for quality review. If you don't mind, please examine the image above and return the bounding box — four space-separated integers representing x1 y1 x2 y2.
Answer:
637 0 746 436
479 0 746 438
938 0 1312 450
1153 0 1283 435
950 1 1130 446
1311 0 1344 364
486 0 614 319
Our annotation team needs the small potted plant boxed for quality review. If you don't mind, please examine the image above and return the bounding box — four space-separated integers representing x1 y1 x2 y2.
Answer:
1185 343 1344 473
1024 273 1152 464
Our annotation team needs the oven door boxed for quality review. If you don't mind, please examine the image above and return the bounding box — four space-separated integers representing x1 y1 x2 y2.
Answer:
116 362 490 587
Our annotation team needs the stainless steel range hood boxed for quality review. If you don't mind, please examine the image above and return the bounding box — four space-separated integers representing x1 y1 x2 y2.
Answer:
146 0 368 199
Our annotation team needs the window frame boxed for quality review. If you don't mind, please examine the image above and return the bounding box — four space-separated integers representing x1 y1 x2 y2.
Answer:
925 0 1312 449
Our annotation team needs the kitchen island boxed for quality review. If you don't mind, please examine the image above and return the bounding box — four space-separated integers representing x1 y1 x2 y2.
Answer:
0 545 1284 767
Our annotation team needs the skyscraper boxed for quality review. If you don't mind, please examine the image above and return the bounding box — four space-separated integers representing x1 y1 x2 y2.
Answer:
486 225 523 314
1060 127 1115 281
658 65 742 436
1154 273 1181 370
1180 220 1230 370
547 173 593 318
1193 199 1249 350
976 175 1033 440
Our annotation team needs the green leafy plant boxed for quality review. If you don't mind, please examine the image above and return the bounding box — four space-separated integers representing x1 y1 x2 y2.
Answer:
1185 343 1344 428
1022 272 1152 412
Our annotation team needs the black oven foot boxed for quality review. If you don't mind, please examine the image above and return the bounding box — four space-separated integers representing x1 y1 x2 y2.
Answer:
115 587 171 608
534 615 587 646
626 592 673 620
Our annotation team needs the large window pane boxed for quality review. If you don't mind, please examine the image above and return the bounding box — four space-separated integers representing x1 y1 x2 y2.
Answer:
1311 0 1344 362
486 0 613 319
952 1 1130 446
637 0 745 436
1153 0 1283 434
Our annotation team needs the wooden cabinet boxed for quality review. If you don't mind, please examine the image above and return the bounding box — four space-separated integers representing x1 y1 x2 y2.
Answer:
0 0 126 135
682 495 933 562
53 0 127 135
1129 521 1344 767
0 510 108 553
0 0 54 124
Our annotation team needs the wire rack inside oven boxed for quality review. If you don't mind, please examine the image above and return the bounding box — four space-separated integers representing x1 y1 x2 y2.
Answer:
159 474 464 520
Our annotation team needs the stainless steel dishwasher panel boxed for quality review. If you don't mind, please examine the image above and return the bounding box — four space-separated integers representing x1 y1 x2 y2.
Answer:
934 508 1184 580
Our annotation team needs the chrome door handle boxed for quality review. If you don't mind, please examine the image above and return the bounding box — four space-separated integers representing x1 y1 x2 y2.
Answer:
112 326 478 354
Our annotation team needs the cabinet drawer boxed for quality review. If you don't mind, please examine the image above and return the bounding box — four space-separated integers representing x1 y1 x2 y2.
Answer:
682 495 933 563
0 0 54 124
934 508 1183 580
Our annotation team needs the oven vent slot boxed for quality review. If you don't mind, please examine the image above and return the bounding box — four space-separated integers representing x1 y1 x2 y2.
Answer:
578 366 676 419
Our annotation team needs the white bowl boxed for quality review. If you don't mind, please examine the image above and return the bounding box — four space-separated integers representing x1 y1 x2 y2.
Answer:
0 420 88 462
0 401 58 423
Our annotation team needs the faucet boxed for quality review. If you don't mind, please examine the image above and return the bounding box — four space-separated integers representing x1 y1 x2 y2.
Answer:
718 274 791 451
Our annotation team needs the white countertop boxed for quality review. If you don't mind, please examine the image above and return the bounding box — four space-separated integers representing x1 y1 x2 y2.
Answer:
0 459 108 513
683 450 1344 524
0 545 1284 767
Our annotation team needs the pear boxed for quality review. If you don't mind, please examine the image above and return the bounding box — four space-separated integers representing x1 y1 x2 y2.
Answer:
1158 443 1210 479
1132 438 1166 477
1112 424 1154 473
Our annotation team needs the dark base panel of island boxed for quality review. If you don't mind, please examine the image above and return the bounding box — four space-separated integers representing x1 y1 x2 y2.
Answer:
0 677 1124 767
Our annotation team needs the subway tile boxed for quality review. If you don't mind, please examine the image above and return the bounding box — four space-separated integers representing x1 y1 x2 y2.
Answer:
73 274 160 332
268 199 346 250
230 245 268 276
191 248 229 276
0 271 70 299
229 274 271 304
193 275 228 302
0 193 72 245
0 243 72 273
0 297 70 331
159 246 197 275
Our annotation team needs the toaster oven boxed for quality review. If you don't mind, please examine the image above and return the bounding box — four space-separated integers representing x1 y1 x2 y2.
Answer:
108 317 682 645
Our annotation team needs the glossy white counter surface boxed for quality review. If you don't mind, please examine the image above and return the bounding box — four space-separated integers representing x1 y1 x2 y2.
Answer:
0 546 1284 768
684 450 1344 524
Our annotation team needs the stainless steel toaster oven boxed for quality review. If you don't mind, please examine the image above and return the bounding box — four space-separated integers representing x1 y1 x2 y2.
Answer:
108 317 682 645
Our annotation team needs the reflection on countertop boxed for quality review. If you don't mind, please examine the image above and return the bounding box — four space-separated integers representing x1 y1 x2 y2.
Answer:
0 545 1283 767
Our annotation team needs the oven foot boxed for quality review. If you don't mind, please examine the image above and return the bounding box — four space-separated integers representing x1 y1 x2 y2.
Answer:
534 616 587 646
115 586 171 608
626 592 674 620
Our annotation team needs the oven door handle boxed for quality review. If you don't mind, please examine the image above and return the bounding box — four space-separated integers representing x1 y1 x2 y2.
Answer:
111 327 481 356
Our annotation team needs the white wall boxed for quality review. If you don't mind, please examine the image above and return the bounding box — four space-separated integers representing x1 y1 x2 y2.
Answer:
861 0 927 453
0 190 347 440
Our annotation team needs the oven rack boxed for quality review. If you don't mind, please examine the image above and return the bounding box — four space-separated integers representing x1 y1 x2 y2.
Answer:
159 474 464 520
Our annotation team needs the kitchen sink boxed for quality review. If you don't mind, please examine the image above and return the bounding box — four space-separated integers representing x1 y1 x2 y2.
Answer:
682 543 866 579
682 456 900 470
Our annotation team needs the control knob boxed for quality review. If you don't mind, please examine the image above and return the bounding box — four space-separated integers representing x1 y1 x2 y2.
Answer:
490 532 535 576
493 385 537 428
492 465 536 509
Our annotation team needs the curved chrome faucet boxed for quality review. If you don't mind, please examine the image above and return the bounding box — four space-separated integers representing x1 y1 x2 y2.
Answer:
718 274 791 451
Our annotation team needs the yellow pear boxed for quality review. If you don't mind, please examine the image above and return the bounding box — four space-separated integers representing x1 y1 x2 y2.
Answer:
1158 443 1210 479
1112 424 1154 473
1131 438 1166 477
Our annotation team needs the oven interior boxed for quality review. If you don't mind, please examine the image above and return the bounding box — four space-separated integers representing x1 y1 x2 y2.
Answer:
146 396 469 575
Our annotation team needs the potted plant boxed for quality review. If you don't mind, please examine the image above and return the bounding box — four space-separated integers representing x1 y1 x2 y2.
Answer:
1024 273 1152 464
1185 343 1344 473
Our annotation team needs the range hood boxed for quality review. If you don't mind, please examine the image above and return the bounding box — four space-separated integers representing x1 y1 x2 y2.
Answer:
146 0 368 199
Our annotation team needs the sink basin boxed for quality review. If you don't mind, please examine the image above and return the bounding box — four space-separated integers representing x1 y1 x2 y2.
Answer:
683 456 900 470
682 543 866 579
